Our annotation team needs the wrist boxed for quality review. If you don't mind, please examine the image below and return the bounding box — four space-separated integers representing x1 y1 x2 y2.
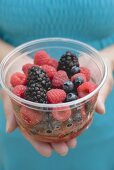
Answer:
100 52 114 71
0 39 14 62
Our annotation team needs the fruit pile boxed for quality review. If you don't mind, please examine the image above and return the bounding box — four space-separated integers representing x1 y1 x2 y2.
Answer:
11 50 97 104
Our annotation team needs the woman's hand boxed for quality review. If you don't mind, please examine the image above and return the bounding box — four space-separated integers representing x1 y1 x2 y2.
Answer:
95 50 114 114
1 91 77 157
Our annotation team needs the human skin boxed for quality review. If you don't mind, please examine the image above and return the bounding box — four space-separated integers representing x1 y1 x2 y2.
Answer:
0 39 114 157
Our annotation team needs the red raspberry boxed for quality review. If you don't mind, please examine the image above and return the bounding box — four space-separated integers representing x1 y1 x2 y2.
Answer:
52 70 69 88
47 89 66 104
80 67 91 81
10 72 27 87
20 106 43 126
12 85 26 98
41 65 57 80
22 63 35 76
77 82 97 98
71 73 87 83
47 58 58 69
52 106 71 122
34 50 51 65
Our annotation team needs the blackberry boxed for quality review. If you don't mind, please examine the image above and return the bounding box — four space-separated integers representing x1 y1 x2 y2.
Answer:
58 51 79 77
24 83 47 103
27 66 51 90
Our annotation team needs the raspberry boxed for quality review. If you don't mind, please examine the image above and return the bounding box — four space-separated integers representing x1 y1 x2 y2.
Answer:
80 67 91 81
10 72 27 87
12 85 26 98
71 73 87 83
47 89 66 104
77 82 97 98
47 58 58 69
34 50 51 65
52 70 69 88
41 65 57 80
22 63 35 76
52 106 71 122
20 106 43 126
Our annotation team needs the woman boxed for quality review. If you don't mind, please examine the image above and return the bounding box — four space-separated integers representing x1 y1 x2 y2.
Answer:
0 0 114 170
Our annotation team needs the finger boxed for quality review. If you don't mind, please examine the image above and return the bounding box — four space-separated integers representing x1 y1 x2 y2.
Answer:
22 131 52 157
51 142 68 156
95 74 113 114
95 98 105 114
1 90 17 132
66 138 77 148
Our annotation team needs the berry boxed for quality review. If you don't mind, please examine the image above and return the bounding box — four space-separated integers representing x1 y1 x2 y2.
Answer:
71 73 86 83
10 72 27 87
22 63 36 76
52 106 71 122
52 70 69 88
77 82 97 98
24 83 47 103
66 93 78 102
34 50 51 65
74 77 84 87
12 85 26 98
47 58 58 69
20 106 43 126
72 108 86 121
85 101 94 113
71 66 80 75
63 81 74 93
80 108 87 120
41 65 57 80
72 111 82 122
58 51 79 77
47 89 66 104
27 66 51 90
80 67 91 81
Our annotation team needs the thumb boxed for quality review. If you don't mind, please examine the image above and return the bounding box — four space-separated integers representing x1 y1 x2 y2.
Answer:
95 74 113 114
1 90 17 132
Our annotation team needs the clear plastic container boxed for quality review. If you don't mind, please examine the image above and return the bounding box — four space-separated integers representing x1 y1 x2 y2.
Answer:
0 38 107 142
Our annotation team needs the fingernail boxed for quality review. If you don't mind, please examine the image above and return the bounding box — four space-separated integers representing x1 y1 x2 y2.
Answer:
44 154 51 158
61 151 68 156
70 144 76 149
100 102 105 114
6 120 11 133
6 122 10 133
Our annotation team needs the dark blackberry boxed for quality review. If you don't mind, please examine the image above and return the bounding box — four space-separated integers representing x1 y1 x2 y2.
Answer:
27 66 51 90
58 51 79 77
24 83 47 103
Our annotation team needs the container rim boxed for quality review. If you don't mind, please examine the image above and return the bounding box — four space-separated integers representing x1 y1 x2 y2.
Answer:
0 37 107 108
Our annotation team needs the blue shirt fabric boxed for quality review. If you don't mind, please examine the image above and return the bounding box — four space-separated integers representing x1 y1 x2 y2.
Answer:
0 1 114 170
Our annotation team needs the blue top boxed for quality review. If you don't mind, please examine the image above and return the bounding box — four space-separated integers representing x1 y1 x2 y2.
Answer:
0 1 114 170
